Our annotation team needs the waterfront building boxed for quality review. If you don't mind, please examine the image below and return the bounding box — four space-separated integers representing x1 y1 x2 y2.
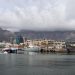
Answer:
15 35 24 44
53 41 66 51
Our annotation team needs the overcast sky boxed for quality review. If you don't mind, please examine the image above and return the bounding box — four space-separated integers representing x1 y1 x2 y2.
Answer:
0 0 75 31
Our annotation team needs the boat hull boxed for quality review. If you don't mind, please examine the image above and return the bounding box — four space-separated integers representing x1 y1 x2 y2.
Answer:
2 48 17 53
24 47 41 52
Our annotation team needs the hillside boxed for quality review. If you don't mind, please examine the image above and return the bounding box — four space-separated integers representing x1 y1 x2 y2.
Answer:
0 28 14 42
0 28 75 41
15 30 75 41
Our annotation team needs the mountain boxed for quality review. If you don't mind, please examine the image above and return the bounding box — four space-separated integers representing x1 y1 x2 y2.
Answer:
0 28 75 42
0 28 14 42
15 30 75 41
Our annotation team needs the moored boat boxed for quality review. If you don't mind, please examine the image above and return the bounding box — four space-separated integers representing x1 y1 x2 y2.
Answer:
2 47 17 53
24 44 41 52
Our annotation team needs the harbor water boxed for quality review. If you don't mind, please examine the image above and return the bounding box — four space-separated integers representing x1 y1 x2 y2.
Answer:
0 52 75 75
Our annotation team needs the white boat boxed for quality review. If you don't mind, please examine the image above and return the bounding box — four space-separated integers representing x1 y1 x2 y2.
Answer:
24 44 41 52
4 51 8 54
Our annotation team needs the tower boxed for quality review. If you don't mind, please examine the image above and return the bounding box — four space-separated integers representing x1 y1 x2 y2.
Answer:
16 35 24 44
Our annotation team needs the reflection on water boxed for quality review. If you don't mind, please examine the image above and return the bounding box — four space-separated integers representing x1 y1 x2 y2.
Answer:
0 52 75 75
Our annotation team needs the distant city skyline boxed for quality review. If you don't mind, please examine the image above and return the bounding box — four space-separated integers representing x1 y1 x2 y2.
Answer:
0 0 75 31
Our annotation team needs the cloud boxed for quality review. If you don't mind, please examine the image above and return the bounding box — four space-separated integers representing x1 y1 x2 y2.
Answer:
66 0 75 20
0 0 75 31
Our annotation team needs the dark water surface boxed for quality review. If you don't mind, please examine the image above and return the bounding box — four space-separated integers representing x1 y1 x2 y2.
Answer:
0 52 75 75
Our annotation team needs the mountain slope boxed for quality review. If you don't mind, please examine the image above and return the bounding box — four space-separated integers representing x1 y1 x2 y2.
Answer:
0 28 14 42
15 30 75 41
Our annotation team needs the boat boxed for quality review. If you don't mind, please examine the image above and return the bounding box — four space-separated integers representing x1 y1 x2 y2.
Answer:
2 47 17 53
24 44 41 52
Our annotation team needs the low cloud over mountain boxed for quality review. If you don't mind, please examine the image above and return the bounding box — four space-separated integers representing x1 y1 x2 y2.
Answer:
0 28 75 41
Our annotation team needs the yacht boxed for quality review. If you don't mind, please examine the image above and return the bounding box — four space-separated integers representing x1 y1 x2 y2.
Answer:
24 44 41 52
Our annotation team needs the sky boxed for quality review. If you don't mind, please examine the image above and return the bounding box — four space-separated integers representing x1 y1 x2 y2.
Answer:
0 0 75 31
